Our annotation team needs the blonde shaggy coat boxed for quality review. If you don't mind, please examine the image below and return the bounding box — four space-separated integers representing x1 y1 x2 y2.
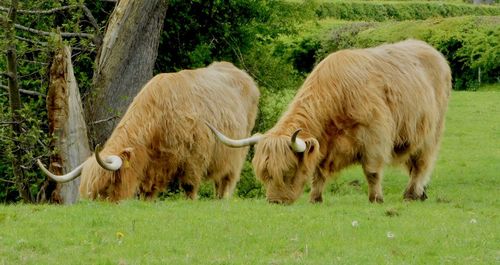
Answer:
252 39 451 204
79 62 259 201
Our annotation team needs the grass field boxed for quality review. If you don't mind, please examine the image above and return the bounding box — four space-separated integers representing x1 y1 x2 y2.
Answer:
1 90 499 265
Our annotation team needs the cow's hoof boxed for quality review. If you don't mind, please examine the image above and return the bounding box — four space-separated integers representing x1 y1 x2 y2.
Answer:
309 195 323 204
404 190 428 201
369 194 384 203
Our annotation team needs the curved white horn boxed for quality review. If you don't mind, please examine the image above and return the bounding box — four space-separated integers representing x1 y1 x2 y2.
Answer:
37 159 84 183
205 121 262 147
290 128 307 153
95 144 123 171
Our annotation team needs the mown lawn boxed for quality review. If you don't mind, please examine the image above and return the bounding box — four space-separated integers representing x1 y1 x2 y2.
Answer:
1 91 499 265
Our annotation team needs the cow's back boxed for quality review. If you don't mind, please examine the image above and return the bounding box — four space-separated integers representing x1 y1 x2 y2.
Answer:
135 62 259 182
301 39 451 166
368 40 451 150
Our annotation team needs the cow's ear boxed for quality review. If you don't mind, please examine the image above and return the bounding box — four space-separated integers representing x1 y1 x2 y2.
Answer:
120 147 134 163
305 138 320 156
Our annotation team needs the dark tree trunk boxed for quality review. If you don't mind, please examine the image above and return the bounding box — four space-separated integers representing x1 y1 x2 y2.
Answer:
87 0 168 145
473 0 494 4
4 0 33 203
42 45 91 204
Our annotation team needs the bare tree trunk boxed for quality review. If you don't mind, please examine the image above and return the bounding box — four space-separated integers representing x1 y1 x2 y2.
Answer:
4 0 33 203
473 0 494 4
87 0 168 145
44 45 91 204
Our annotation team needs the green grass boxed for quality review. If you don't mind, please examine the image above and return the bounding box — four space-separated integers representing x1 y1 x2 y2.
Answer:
1 91 499 265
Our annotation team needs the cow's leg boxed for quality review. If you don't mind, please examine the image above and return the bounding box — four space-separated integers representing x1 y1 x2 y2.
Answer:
404 148 437 201
215 173 238 199
180 165 201 200
362 162 385 203
309 168 326 203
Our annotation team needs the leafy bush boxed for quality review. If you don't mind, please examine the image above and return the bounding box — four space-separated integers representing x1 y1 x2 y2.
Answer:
235 161 265 198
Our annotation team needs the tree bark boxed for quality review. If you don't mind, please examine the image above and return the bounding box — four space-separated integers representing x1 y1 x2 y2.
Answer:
5 0 33 203
44 45 91 204
473 0 494 4
87 0 168 145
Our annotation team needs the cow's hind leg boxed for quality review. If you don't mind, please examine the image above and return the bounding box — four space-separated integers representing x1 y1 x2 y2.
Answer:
215 172 238 199
404 149 437 201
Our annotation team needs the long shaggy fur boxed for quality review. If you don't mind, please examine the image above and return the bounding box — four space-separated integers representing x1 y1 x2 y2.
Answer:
253 40 451 203
79 62 260 201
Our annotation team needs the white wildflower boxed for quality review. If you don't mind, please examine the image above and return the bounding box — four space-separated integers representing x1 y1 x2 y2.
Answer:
351 220 359 227
386 231 395 239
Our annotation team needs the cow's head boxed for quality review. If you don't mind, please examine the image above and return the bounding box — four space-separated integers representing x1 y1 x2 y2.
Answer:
206 122 320 204
37 145 136 201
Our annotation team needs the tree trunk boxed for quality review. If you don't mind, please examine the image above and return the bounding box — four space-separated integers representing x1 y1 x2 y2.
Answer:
43 45 91 204
87 0 168 145
4 0 33 202
473 0 494 4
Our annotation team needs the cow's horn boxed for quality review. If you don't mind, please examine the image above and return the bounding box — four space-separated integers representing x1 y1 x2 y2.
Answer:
290 128 307 153
37 159 84 183
95 144 123 171
205 121 262 147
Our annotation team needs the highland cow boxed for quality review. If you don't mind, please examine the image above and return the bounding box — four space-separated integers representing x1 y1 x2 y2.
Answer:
38 62 260 201
207 40 451 204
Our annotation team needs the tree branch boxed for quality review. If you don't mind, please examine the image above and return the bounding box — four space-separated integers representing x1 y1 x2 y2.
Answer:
80 5 100 32
1 72 14 79
0 4 100 31
0 177 16 184
91 116 119 125
19 89 45 97
0 121 19 125
16 35 47 46
14 24 94 39
0 5 76 14
1 84 45 97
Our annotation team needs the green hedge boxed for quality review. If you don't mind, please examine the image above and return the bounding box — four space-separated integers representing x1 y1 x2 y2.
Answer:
340 16 500 89
280 16 499 90
316 1 500 21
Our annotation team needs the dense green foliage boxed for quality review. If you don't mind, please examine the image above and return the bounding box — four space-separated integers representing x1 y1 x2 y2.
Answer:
155 0 315 73
1 90 499 264
0 0 111 202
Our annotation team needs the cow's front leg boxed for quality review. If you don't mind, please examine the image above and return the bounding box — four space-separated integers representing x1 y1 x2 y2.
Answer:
309 168 326 203
362 163 384 203
180 165 201 200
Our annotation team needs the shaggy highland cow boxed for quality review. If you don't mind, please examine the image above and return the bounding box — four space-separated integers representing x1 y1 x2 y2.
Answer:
38 62 260 201
207 40 451 204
